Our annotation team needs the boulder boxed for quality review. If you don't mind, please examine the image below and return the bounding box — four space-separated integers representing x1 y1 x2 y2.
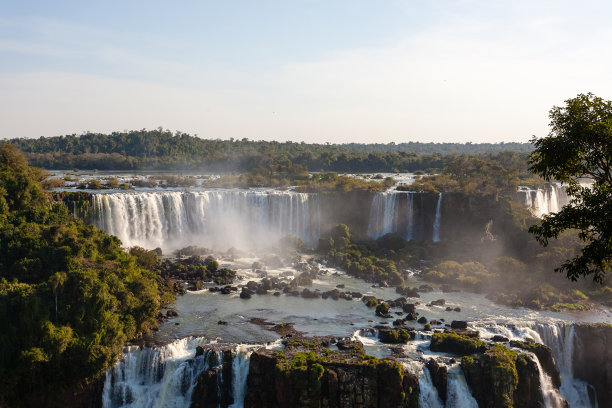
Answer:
426 359 447 403
451 320 468 329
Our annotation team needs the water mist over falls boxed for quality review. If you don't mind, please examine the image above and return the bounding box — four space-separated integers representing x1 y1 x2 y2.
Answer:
92 191 321 251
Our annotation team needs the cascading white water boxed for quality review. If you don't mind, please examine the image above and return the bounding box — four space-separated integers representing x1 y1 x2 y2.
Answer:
92 191 320 251
102 338 208 408
367 191 399 238
406 193 414 241
229 345 252 408
418 366 444 408
522 351 566 408
517 184 569 217
102 338 254 408
445 365 478 408
535 323 597 408
432 193 442 243
367 191 442 241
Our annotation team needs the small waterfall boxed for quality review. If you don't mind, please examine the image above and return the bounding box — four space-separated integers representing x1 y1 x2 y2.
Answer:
535 323 597 408
418 366 444 408
102 338 208 408
432 193 442 242
92 191 321 251
102 339 253 408
229 345 252 408
523 351 566 408
406 193 414 241
367 192 399 238
445 365 478 408
367 191 442 241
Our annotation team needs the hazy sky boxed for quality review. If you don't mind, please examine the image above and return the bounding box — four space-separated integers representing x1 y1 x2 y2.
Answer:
1 0 611 143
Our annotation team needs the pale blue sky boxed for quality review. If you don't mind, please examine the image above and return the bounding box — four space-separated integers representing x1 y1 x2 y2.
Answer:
1 1 611 143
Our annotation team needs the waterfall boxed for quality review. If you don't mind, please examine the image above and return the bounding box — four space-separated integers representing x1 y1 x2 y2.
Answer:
102 339 253 408
102 338 208 408
367 191 442 241
229 345 252 408
406 193 414 241
535 323 598 408
91 191 320 251
522 351 566 408
517 184 569 217
432 193 442 242
445 365 478 408
418 366 444 408
367 191 399 238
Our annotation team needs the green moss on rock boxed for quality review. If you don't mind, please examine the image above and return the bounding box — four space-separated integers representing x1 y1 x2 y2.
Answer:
430 332 486 355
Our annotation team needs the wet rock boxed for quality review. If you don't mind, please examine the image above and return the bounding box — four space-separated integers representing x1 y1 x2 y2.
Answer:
430 299 445 306
396 286 420 298
240 291 252 299
336 284 345 289
426 358 448 403
417 317 428 324
301 288 320 299
445 307 453 311
166 310 178 317
256 287 268 295
246 281 259 291
378 326 415 343
403 303 416 313
453 307 461 312
273 291 281 296
418 284 434 293
218 320 228 325
492 335 509 342
375 303 392 318
451 320 468 329
404 312 418 321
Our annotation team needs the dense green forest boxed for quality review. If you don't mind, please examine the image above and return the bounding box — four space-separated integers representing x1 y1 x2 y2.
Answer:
0 145 173 407
7 129 532 172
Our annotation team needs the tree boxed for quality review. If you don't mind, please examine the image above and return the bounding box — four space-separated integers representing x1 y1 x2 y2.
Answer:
528 93 612 282
48 272 67 323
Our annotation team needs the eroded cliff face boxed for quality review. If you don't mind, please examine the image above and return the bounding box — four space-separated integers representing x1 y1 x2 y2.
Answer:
243 337 419 408
573 323 612 407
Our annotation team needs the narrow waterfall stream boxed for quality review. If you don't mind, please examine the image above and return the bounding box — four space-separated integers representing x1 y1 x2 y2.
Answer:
432 193 442 242
418 366 444 408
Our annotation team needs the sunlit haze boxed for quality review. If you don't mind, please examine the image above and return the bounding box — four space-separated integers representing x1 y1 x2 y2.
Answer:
1 0 611 143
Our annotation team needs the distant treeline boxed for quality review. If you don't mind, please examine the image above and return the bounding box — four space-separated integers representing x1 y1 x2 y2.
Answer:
6 129 533 172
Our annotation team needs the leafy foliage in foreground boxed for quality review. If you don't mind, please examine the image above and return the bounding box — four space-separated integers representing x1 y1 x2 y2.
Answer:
0 144 172 406
529 93 612 282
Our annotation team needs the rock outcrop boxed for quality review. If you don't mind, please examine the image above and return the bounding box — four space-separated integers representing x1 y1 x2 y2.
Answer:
572 323 612 407
244 336 419 408
461 344 561 408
